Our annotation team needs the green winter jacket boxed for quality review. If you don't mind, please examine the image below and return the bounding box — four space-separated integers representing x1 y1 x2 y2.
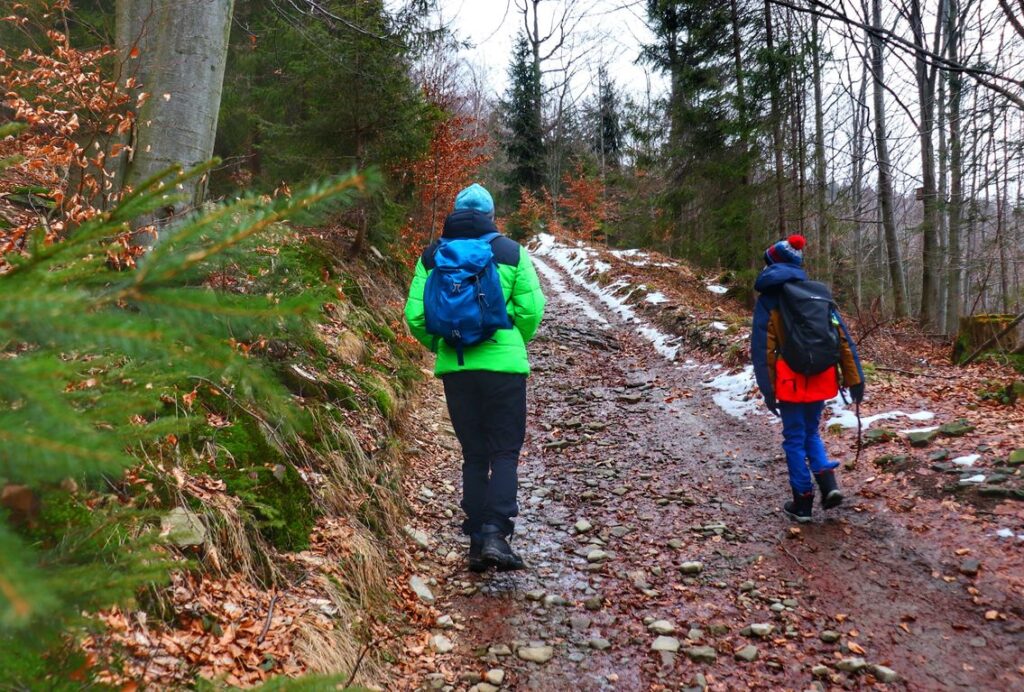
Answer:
404 211 546 376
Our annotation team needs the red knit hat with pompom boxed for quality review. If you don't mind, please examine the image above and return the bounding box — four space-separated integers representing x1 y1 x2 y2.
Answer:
764 234 806 266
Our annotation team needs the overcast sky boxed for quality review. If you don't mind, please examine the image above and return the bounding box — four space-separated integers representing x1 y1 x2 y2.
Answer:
433 0 666 102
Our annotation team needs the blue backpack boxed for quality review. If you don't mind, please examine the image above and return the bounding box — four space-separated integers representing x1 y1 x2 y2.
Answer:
423 232 512 365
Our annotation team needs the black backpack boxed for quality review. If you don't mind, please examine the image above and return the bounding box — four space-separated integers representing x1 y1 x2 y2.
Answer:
778 280 841 375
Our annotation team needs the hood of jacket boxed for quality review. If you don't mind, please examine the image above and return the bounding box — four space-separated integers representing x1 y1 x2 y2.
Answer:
442 209 499 239
754 262 808 293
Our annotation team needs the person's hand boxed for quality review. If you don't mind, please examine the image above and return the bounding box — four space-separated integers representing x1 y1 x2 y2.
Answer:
765 395 779 416
849 383 865 403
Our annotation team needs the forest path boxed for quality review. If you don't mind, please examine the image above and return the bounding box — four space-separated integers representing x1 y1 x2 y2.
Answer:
394 256 1024 691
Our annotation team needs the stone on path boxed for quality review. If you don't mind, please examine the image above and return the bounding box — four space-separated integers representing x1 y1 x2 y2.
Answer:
734 645 759 662
870 664 899 683
410 575 435 605
680 561 704 574
684 645 717 663
589 638 611 651
587 549 610 563
811 664 831 678
484 669 506 685
525 589 546 601
574 519 593 533
959 558 981 577
430 634 454 654
403 525 430 549
489 644 512 657
517 646 555 663
749 623 773 638
648 619 676 635
473 684 499 692
651 636 681 652
835 657 868 673
584 596 603 611
436 614 454 629
819 629 840 643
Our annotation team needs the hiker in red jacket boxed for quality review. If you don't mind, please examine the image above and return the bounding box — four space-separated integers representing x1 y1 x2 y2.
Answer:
751 235 865 522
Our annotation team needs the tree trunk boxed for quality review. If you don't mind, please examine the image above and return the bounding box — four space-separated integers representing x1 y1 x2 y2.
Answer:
851 60 870 307
764 0 788 237
944 0 963 332
911 0 943 328
117 0 235 236
870 0 909 317
811 13 829 279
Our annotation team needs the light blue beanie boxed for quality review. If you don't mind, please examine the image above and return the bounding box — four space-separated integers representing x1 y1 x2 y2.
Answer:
454 183 494 214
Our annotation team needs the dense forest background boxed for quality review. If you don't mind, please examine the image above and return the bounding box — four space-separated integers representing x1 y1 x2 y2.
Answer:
2 0 1024 686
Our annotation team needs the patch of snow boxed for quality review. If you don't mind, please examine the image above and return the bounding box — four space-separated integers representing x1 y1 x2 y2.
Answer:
645 291 669 305
825 400 935 430
952 454 980 467
996 528 1015 538
705 366 764 419
710 321 729 332
533 234 682 360
706 284 729 295
961 474 986 484
532 255 609 327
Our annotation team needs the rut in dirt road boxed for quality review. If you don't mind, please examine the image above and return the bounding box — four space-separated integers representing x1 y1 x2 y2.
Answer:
400 254 1024 691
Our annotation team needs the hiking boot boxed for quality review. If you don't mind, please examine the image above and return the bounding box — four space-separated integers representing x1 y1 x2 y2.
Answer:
783 489 815 523
815 470 844 509
467 534 488 573
480 524 526 571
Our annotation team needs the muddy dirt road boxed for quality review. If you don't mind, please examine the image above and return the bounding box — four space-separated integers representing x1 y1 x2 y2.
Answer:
396 257 1024 691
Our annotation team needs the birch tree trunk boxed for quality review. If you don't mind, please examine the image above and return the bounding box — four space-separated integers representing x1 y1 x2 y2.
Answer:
870 0 909 317
117 0 235 236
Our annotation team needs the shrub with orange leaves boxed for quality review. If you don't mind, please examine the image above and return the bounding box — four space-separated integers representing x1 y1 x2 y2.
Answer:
0 3 133 257
559 166 610 243
398 101 490 257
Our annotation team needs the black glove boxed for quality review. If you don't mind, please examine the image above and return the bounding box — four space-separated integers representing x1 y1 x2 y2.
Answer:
849 382 865 403
765 395 779 416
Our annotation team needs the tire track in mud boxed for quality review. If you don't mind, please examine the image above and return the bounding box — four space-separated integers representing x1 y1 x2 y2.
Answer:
400 257 1024 691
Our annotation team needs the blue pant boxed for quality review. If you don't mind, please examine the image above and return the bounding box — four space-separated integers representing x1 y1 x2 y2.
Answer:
779 401 839 493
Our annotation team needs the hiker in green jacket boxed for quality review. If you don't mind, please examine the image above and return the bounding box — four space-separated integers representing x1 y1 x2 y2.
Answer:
404 183 546 571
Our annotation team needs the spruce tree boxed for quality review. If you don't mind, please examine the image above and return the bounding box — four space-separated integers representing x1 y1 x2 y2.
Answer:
0 144 369 674
501 32 545 197
593 67 623 170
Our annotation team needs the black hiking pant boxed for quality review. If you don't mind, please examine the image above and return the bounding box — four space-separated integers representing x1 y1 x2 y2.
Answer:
441 371 527 537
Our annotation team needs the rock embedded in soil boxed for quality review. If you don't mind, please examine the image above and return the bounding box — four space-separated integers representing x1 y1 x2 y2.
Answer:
685 645 718 663
959 558 981 576
870 664 899 683
819 630 841 643
648 620 676 635
436 614 455 629
651 636 681 652
680 561 704 574
489 644 512 657
587 549 610 563
430 634 454 654
907 430 940 447
525 589 546 601
484 669 505 685
811 665 831 678
589 637 611 651
574 519 593 533
570 614 592 630
739 580 755 592
474 684 499 692
835 657 868 673
1009 448 1024 465
517 646 555 663
735 645 759 662
409 575 435 605
749 623 774 638
584 596 603 611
